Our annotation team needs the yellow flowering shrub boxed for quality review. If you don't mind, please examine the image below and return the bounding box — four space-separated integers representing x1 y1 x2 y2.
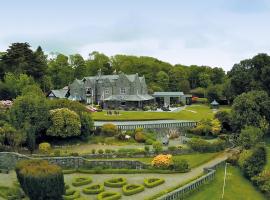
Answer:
39 142 51 154
151 154 173 169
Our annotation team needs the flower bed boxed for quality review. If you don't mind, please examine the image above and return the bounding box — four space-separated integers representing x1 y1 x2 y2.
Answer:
122 184 144 195
144 178 165 188
104 177 127 188
82 184 104 194
97 191 121 200
72 177 92 187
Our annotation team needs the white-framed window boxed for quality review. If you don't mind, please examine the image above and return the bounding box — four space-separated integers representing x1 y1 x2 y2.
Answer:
120 88 126 94
105 88 109 94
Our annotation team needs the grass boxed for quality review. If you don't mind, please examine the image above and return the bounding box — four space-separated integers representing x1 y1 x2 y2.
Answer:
186 165 266 200
92 105 231 121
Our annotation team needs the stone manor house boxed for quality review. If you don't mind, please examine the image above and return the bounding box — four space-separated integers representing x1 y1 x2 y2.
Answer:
48 71 154 109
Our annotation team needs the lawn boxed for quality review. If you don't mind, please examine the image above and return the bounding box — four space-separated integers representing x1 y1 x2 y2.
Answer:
186 165 266 200
92 105 231 121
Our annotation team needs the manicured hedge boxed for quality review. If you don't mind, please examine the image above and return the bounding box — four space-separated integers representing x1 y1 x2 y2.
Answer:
122 184 144 196
62 189 80 200
82 184 104 194
104 177 127 188
97 191 121 200
144 178 165 188
72 177 92 187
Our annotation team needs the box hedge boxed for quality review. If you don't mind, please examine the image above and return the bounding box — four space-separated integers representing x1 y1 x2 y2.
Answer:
62 189 80 200
82 184 104 194
144 178 165 188
104 177 127 188
122 184 144 195
97 191 121 200
72 177 92 187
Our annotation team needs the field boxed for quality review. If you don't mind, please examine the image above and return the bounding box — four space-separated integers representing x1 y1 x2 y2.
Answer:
92 105 231 121
186 165 266 200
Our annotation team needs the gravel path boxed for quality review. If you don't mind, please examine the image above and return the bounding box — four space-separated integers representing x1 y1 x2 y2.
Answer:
0 152 229 200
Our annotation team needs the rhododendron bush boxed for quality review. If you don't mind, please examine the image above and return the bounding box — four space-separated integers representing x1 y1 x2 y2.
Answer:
151 154 173 169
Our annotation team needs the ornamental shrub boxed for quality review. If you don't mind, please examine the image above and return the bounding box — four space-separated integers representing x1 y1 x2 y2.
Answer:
152 141 163 153
98 149 104 154
187 138 226 152
145 139 154 145
63 189 80 200
144 178 165 188
144 145 150 152
38 142 51 154
122 184 144 195
82 184 104 194
104 177 127 188
15 160 65 200
97 191 121 200
134 132 146 143
252 170 270 196
173 159 189 172
151 154 173 169
72 177 92 187
101 123 118 136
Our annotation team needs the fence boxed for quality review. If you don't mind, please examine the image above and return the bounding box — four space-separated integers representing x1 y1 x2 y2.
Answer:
156 160 226 200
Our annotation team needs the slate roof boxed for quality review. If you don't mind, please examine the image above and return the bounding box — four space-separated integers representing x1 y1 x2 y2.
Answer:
83 74 141 83
152 92 184 97
104 94 154 102
49 89 68 98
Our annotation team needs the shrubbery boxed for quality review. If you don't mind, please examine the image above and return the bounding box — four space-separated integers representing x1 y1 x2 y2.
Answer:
15 160 65 200
101 123 118 136
72 177 92 187
252 170 270 197
122 184 145 196
187 138 226 152
97 191 121 200
152 141 163 153
144 178 165 188
38 142 51 154
63 189 80 200
151 154 173 169
173 159 189 172
104 177 127 188
82 184 104 194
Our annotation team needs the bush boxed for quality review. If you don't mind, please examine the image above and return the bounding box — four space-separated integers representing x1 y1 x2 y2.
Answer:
144 178 165 188
101 123 118 136
104 177 127 188
54 149 61 156
98 149 104 154
252 170 270 196
173 159 189 172
238 126 264 149
238 145 267 179
187 138 226 152
15 160 65 200
38 142 51 154
105 149 111 154
97 191 121 200
168 146 177 151
151 154 173 169
135 132 146 143
91 149 96 154
63 189 80 200
152 141 163 153
144 145 150 152
69 152 79 157
145 139 154 145
82 184 104 194
72 177 92 187
122 184 145 196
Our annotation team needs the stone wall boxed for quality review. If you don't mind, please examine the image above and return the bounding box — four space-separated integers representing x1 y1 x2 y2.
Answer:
0 152 147 170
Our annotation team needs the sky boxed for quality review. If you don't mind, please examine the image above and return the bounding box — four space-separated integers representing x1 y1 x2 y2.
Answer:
1 0 270 71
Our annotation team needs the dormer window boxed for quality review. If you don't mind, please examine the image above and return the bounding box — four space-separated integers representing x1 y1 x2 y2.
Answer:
120 88 126 94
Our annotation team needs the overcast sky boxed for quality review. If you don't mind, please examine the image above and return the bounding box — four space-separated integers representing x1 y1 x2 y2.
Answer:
1 0 270 71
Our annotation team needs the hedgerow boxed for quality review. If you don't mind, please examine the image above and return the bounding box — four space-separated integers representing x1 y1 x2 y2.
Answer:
144 178 165 188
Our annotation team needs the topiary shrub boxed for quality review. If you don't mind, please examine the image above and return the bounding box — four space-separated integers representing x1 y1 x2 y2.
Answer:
97 191 121 200
152 141 163 153
101 123 118 136
104 177 127 188
122 184 144 196
135 132 146 143
72 177 92 187
63 189 80 200
151 154 173 169
98 149 104 154
38 142 51 154
15 160 65 200
173 159 190 172
82 184 104 194
144 178 165 188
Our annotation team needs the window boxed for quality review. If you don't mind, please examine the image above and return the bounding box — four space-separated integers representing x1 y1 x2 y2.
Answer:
105 88 109 94
120 88 126 94
86 88 92 95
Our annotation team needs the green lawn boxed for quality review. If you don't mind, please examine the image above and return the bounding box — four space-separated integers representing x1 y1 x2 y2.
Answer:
92 105 231 121
186 165 266 200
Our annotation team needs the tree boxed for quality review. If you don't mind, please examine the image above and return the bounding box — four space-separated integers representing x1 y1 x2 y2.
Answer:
178 80 190 93
47 108 81 138
238 126 264 149
206 84 222 102
210 67 225 84
214 110 232 132
231 90 270 131
16 160 65 200
168 67 187 91
80 112 94 138
156 71 169 91
1 43 47 80
70 54 87 79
